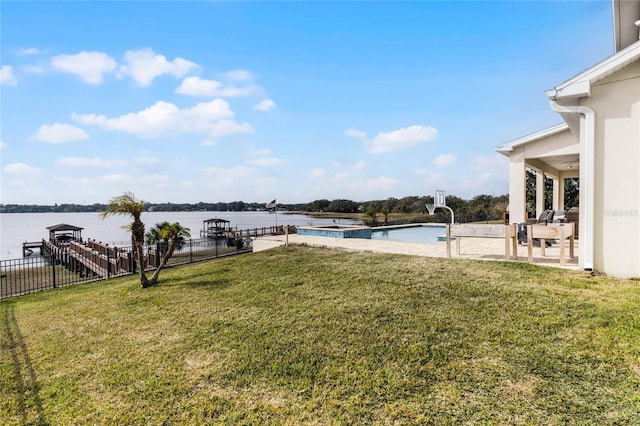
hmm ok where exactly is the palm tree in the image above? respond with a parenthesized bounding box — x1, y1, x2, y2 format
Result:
(146, 222, 191, 286)
(100, 192, 150, 288)
(364, 209, 378, 227)
(380, 207, 390, 225)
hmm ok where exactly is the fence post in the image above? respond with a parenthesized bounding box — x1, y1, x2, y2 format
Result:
(51, 253, 57, 289)
(106, 249, 111, 279)
(189, 239, 193, 263)
(156, 243, 161, 268)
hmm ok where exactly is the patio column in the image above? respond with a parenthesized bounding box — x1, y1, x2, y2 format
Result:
(557, 177, 565, 211)
(552, 177, 560, 210)
(508, 149, 527, 223)
(536, 170, 545, 218)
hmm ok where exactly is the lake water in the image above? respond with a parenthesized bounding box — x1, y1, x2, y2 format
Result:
(0, 211, 359, 261)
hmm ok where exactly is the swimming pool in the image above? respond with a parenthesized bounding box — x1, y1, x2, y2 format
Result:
(371, 224, 446, 245)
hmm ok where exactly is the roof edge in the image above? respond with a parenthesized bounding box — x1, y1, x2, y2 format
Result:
(547, 39, 640, 101)
(495, 123, 570, 155)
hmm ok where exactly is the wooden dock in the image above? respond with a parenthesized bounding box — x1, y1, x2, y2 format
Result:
(21, 224, 298, 280)
(224, 225, 296, 239)
(40, 239, 135, 279)
(22, 241, 43, 257)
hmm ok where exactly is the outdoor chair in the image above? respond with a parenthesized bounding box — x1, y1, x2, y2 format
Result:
(517, 209, 556, 246)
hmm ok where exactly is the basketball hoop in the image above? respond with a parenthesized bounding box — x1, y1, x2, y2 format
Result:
(427, 190, 455, 224)
(426, 203, 436, 216)
(435, 190, 446, 208)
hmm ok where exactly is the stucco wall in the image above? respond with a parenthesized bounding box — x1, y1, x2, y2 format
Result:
(584, 59, 640, 277)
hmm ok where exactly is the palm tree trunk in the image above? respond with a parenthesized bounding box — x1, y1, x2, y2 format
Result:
(134, 241, 150, 288)
(147, 238, 177, 286)
(131, 219, 150, 288)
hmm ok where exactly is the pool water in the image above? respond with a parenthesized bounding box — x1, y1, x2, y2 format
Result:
(371, 225, 446, 244)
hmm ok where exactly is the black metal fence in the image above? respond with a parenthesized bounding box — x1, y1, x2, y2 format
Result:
(0, 237, 254, 300)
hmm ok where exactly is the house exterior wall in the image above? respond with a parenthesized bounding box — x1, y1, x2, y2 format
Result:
(583, 60, 640, 277)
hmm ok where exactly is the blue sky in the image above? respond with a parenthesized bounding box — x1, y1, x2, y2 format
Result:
(1, 1, 613, 205)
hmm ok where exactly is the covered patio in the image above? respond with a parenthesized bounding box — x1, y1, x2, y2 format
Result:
(495, 123, 579, 225)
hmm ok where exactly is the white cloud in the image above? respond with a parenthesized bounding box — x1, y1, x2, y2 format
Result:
(366, 176, 398, 190)
(200, 120, 254, 145)
(352, 161, 366, 170)
(218, 85, 261, 97)
(220, 69, 253, 82)
(468, 153, 507, 171)
(421, 172, 446, 189)
(415, 168, 429, 176)
(248, 147, 271, 156)
(457, 173, 494, 193)
(0, 140, 6, 148)
(201, 166, 254, 186)
(53, 172, 171, 191)
(73, 99, 252, 142)
(21, 65, 44, 74)
(3, 163, 42, 174)
(16, 48, 45, 56)
(34, 123, 89, 143)
(56, 157, 125, 168)
(330, 172, 350, 184)
(134, 155, 161, 165)
(1, 65, 17, 85)
(369, 125, 438, 154)
(309, 168, 326, 178)
(56, 154, 161, 169)
(345, 128, 367, 139)
(247, 157, 287, 166)
(51, 51, 117, 84)
(176, 76, 260, 98)
(119, 48, 198, 87)
(253, 99, 275, 112)
(434, 153, 457, 168)
(175, 76, 223, 96)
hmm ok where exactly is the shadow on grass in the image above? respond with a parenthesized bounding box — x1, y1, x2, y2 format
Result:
(185, 278, 231, 289)
(157, 264, 233, 289)
(1, 302, 48, 425)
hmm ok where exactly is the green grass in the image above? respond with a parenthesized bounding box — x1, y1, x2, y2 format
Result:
(1, 246, 640, 425)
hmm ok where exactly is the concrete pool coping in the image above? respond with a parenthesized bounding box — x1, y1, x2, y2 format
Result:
(253, 227, 581, 271)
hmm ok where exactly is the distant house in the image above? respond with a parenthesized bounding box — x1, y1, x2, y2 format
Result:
(496, 0, 640, 278)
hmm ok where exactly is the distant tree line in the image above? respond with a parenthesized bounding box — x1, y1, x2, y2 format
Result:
(1, 185, 577, 222)
(0, 194, 510, 223)
(525, 170, 579, 219)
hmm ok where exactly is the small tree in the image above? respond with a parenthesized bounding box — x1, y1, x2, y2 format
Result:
(100, 192, 150, 288)
(364, 209, 378, 226)
(380, 208, 390, 225)
(145, 222, 191, 286)
(145, 221, 189, 254)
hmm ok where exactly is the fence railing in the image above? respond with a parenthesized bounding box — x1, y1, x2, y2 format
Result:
(0, 235, 258, 300)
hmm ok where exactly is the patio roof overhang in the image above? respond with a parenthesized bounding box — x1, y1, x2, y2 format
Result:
(495, 123, 579, 176)
(613, 0, 640, 52)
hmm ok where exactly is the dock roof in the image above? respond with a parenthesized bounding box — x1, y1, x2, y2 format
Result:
(46, 224, 84, 232)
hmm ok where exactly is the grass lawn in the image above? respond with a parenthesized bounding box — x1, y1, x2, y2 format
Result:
(1, 246, 639, 424)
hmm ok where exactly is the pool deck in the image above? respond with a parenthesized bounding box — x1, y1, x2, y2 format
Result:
(254, 231, 581, 271)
